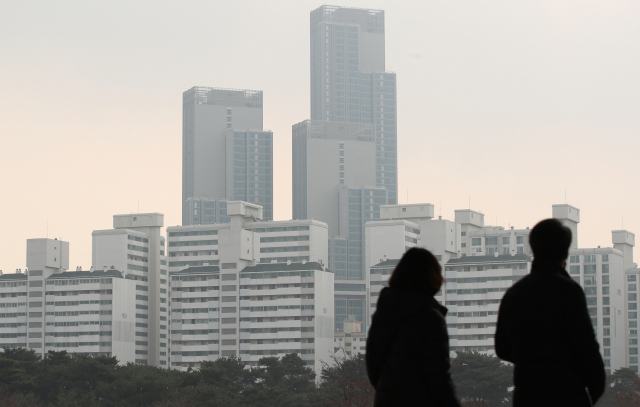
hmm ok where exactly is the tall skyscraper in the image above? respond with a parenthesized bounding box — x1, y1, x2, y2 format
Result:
(293, 6, 398, 331)
(182, 87, 273, 225)
(309, 6, 398, 204)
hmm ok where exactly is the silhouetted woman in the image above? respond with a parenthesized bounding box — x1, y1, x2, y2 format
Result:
(366, 248, 461, 406)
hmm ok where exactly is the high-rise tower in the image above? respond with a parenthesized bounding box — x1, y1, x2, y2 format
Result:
(293, 6, 398, 332)
(309, 6, 398, 204)
(182, 87, 273, 224)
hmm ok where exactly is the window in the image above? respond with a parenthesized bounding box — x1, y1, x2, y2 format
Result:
(471, 238, 482, 246)
(604, 349, 611, 357)
(603, 297, 610, 305)
(517, 247, 524, 254)
(603, 328, 610, 336)
(631, 321, 638, 328)
(630, 284, 638, 292)
(584, 265, 596, 274)
(631, 348, 639, 355)
(630, 312, 638, 319)
(631, 339, 639, 345)
(631, 357, 638, 364)
(584, 276, 597, 285)
(461, 243, 466, 248)
(517, 236, 524, 244)
(602, 275, 609, 284)
(503, 247, 510, 254)
(602, 264, 609, 273)
(486, 237, 498, 245)
(461, 232, 466, 236)
(570, 255, 580, 263)
(502, 237, 510, 244)
(585, 287, 597, 296)
(629, 275, 638, 282)
(570, 266, 580, 274)
(603, 287, 610, 295)
(604, 338, 611, 347)
(603, 318, 610, 326)
(602, 254, 609, 262)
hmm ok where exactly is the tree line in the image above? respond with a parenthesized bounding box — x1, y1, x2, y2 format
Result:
(0, 347, 637, 406)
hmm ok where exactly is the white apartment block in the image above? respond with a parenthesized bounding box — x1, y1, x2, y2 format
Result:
(167, 220, 328, 272)
(166, 201, 333, 376)
(566, 247, 625, 374)
(0, 239, 140, 363)
(92, 213, 168, 366)
(444, 254, 531, 353)
(169, 261, 334, 376)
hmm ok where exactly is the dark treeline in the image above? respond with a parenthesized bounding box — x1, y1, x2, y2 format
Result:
(0, 348, 637, 406)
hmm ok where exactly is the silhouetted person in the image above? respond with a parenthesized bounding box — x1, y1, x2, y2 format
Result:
(366, 248, 461, 406)
(495, 219, 605, 406)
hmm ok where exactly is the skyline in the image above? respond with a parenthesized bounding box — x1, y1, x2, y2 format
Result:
(1, 0, 640, 273)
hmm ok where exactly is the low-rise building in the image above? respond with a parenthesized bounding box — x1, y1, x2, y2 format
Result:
(333, 315, 366, 356)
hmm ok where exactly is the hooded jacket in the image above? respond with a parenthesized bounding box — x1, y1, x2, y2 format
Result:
(366, 286, 461, 406)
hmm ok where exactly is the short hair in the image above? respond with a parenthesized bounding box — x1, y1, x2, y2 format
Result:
(529, 218, 572, 263)
(388, 248, 444, 294)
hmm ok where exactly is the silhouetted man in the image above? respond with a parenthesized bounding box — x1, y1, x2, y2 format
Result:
(495, 219, 605, 406)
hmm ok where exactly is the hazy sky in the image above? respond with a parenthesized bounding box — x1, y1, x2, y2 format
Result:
(1, 0, 639, 273)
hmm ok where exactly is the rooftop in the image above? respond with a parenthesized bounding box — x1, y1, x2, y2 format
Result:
(47, 269, 126, 279)
(371, 259, 400, 268)
(0, 273, 27, 281)
(170, 265, 221, 275)
(447, 254, 531, 265)
(241, 261, 327, 273)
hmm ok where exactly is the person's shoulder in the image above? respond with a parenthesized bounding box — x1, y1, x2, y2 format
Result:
(503, 273, 531, 297)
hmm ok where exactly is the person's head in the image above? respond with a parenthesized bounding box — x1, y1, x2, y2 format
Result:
(388, 248, 443, 295)
(529, 218, 572, 264)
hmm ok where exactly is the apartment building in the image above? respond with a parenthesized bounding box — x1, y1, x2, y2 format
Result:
(167, 201, 333, 375)
(92, 213, 168, 366)
(169, 260, 334, 376)
(444, 254, 531, 353)
(0, 239, 139, 363)
(166, 219, 329, 273)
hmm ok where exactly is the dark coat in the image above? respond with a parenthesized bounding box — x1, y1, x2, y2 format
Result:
(495, 261, 606, 407)
(366, 286, 461, 406)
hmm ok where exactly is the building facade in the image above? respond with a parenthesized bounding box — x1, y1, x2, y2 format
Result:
(182, 87, 272, 224)
(0, 239, 142, 364)
(169, 261, 334, 376)
(183, 198, 231, 226)
(167, 201, 333, 376)
(309, 5, 398, 203)
(92, 213, 169, 366)
(292, 120, 376, 230)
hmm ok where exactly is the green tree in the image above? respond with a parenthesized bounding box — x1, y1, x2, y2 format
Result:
(451, 351, 513, 406)
(0, 348, 39, 396)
